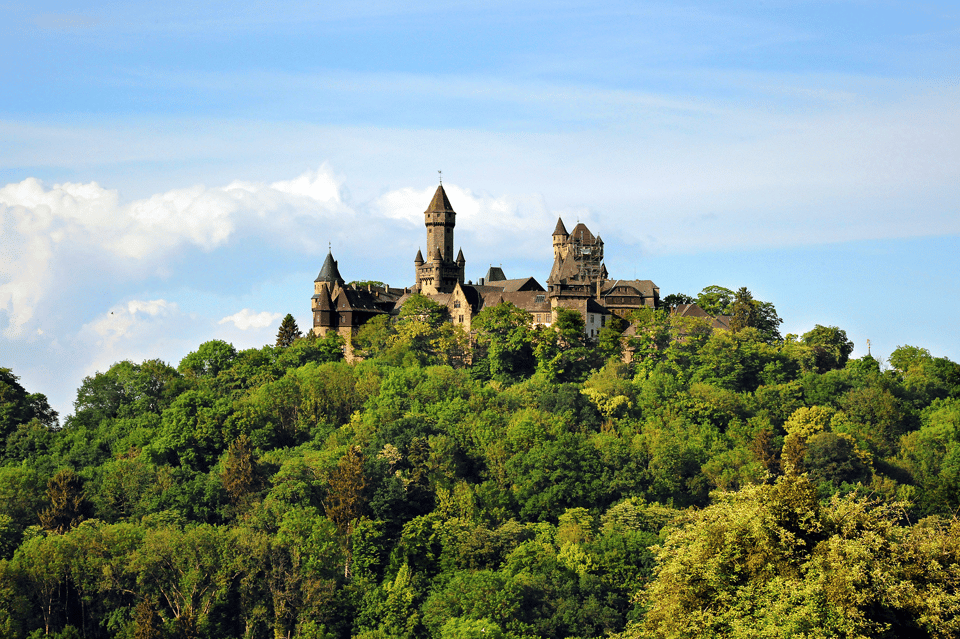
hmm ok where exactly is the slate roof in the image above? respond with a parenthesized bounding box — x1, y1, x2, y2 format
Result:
(485, 266, 507, 282)
(456, 248, 465, 264)
(414, 249, 424, 264)
(311, 288, 333, 310)
(315, 252, 345, 284)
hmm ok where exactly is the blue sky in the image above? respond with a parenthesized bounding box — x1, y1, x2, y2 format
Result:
(2, 1, 959, 417)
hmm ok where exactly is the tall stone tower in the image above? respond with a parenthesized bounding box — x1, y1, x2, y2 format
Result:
(415, 184, 465, 294)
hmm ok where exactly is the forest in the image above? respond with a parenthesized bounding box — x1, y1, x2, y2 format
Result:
(1, 286, 959, 639)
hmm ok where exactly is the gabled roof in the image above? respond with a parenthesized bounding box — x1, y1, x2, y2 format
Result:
(553, 217, 569, 237)
(600, 279, 659, 298)
(672, 303, 709, 318)
(548, 254, 588, 284)
(491, 277, 545, 292)
(424, 184, 455, 214)
(311, 287, 333, 310)
(335, 288, 389, 314)
(315, 251, 345, 284)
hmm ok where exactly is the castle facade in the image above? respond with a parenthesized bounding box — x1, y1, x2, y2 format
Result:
(311, 184, 659, 342)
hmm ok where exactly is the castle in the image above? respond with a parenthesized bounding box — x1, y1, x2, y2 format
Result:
(311, 184, 660, 344)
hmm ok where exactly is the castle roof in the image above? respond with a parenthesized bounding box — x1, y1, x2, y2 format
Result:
(569, 222, 596, 245)
(315, 251, 345, 284)
(456, 248, 465, 264)
(488, 277, 545, 293)
(414, 249, 424, 264)
(485, 266, 507, 282)
(553, 217, 569, 237)
(335, 288, 390, 314)
(312, 287, 333, 310)
(424, 184, 455, 214)
(599, 279, 659, 298)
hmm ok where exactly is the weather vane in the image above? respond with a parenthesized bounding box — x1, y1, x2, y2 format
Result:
(438, 170, 442, 185)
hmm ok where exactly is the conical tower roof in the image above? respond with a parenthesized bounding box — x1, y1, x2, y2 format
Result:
(424, 184, 455, 214)
(315, 251, 345, 284)
(456, 248, 465, 264)
(414, 249, 424, 264)
(553, 217, 569, 237)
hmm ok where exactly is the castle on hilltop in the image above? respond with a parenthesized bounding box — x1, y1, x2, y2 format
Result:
(311, 184, 660, 345)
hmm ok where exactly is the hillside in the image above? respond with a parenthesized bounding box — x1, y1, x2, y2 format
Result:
(1, 300, 959, 639)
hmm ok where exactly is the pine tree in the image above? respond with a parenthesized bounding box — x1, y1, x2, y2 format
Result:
(275, 313, 302, 347)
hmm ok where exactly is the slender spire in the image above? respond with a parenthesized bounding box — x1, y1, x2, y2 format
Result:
(425, 184, 455, 214)
(553, 217, 569, 237)
(456, 248, 465, 265)
(414, 248, 424, 265)
(315, 250, 345, 284)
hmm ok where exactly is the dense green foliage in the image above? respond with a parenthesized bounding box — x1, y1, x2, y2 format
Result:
(2, 297, 960, 639)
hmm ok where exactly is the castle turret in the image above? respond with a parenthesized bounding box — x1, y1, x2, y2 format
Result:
(456, 247, 466, 283)
(425, 184, 456, 263)
(416, 183, 464, 294)
(312, 250, 344, 336)
(315, 251, 345, 286)
(552, 217, 569, 261)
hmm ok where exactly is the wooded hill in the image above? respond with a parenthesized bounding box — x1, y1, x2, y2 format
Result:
(1, 291, 959, 639)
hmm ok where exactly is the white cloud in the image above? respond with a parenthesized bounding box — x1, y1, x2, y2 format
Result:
(271, 167, 342, 203)
(87, 299, 179, 342)
(128, 299, 177, 316)
(374, 183, 558, 259)
(219, 309, 282, 330)
(0, 167, 349, 337)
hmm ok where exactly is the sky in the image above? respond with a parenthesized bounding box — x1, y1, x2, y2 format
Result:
(1, 1, 959, 419)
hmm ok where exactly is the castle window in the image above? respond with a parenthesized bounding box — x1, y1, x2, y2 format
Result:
(459, 315, 464, 323)
(535, 294, 545, 303)
(454, 300, 461, 308)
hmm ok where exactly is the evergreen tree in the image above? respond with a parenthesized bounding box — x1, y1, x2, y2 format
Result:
(275, 314, 303, 348)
